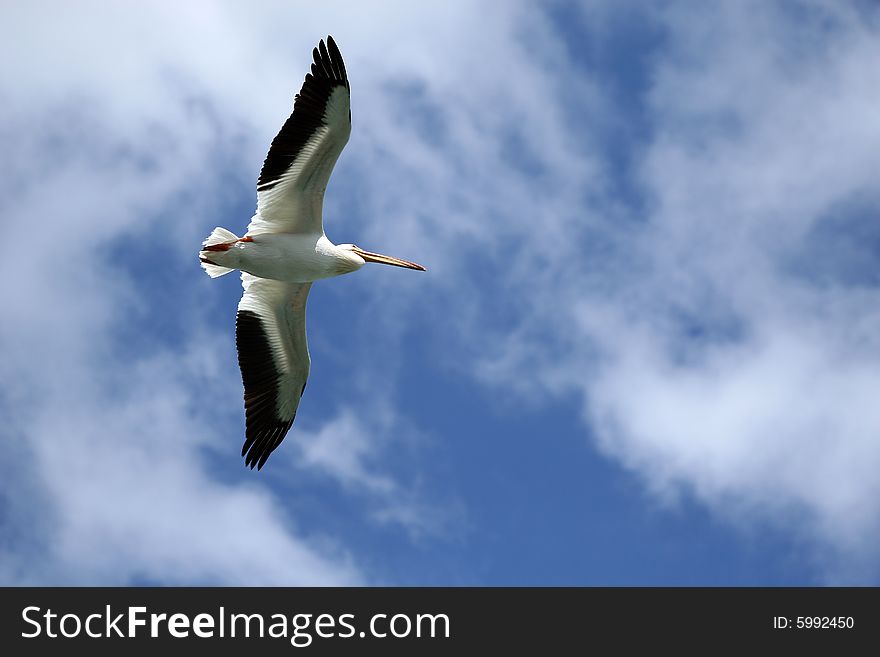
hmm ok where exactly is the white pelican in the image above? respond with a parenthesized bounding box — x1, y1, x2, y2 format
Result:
(200, 36, 425, 470)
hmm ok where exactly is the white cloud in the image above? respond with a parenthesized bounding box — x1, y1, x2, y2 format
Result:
(467, 2, 880, 580)
(0, 1, 388, 585)
(283, 406, 460, 541)
(0, 329, 363, 585)
(0, 0, 539, 585)
(294, 410, 396, 496)
(322, 0, 880, 580)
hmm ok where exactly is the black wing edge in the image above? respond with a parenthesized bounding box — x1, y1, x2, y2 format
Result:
(256, 35, 350, 192)
(236, 309, 297, 470)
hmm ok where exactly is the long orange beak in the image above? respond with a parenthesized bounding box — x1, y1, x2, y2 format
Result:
(352, 246, 426, 271)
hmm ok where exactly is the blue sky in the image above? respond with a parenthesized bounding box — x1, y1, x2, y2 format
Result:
(2, 0, 879, 585)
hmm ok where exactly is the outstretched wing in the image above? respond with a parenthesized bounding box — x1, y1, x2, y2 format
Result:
(236, 274, 312, 469)
(248, 35, 351, 236)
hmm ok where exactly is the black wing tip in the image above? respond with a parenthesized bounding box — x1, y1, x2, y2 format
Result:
(322, 35, 339, 58)
(236, 309, 298, 471)
(241, 417, 295, 471)
(254, 34, 349, 191)
(312, 34, 349, 88)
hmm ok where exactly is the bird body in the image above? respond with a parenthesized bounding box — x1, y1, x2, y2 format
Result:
(199, 36, 424, 470)
(202, 230, 363, 282)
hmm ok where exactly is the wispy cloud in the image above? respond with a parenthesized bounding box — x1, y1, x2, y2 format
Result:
(284, 405, 461, 542)
(0, 1, 375, 585)
(328, 1, 880, 580)
(449, 2, 880, 581)
(591, 1, 880, 581)
(0, 0, 498, 585)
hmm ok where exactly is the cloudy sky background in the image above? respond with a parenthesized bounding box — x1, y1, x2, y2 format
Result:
(2, 0, 879, 585)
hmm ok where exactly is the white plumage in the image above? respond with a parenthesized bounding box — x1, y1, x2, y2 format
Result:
(200, 36, 425, 469)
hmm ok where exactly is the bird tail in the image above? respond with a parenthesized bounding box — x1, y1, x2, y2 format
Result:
(199, 227, 240, 278)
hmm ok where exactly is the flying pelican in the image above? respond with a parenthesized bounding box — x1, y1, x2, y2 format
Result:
(199, 36, 425, 470)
